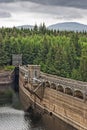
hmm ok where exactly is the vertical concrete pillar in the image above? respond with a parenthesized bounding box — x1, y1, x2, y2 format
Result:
(28, 65, 40, 83)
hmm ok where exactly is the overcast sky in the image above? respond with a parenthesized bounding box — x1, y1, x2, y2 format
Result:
(0, 0, 87, 27)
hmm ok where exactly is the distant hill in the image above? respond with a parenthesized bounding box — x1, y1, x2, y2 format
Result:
(48, 22, 87, 32)
(16, 22, 87, 32)
(16, 25, 33, 29)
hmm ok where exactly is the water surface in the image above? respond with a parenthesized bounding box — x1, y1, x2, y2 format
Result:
(0, 106, 46, 130)
(0, 92, 77, 130)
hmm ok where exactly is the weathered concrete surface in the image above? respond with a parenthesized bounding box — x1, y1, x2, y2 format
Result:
(19, 65, 87, 130)
(0, 70, 15, 89)
(19, 83, 87, 130)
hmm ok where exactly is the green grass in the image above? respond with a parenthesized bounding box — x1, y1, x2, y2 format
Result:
(4, 65, 15, 71)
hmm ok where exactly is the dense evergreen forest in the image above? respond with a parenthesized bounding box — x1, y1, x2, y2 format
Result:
(0, 24, 87, 81)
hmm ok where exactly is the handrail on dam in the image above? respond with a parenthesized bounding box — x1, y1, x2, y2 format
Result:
(19, 65, 87, 101)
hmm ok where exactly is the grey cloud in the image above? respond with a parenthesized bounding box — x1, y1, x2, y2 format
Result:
(0, 0, 87, 9)
(0, 0, 85, 22)
(20, 0, 87, 9)
(0, 0, 15, 2)
(54, 10, 83, 21)
(0, 0, 87, 27)
(23, 3, 83, 20)
(55, 14, 83, 21)
(0, 11, 11, 18)
(0, 1, 83, 20)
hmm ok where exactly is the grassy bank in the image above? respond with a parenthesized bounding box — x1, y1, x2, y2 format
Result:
(0, 65, 15, 72)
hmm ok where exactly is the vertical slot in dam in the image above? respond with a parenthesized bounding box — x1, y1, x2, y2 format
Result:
(14, 67, 19, 92)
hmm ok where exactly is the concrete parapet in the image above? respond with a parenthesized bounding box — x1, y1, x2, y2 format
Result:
(19, 65, 87, 130)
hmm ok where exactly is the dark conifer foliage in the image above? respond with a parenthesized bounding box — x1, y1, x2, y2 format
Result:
(0, 24, 87, 81)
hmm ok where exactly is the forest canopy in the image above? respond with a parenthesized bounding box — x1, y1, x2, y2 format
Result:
(0, 24, 87, 81)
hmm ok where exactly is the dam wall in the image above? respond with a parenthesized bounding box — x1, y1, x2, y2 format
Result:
(0, 70, 15, 90)
(19, 65, 87, 130)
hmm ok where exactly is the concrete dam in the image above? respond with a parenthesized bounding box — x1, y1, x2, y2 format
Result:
(19, 65, 87, 130)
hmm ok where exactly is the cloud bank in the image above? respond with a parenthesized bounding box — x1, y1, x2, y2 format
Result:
(0, 0, 87, 27)
(0, 0, 87, 9)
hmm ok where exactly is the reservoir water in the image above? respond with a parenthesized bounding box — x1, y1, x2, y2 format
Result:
(0, 106, 46, 130)
(0, 91, 77, 130)
(0, 92, 45, 130)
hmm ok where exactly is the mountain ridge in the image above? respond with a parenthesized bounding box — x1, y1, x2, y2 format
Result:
(16, 25, 33, 29)
(48, 22, 87, 32)
(16, 22, 87, 32)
